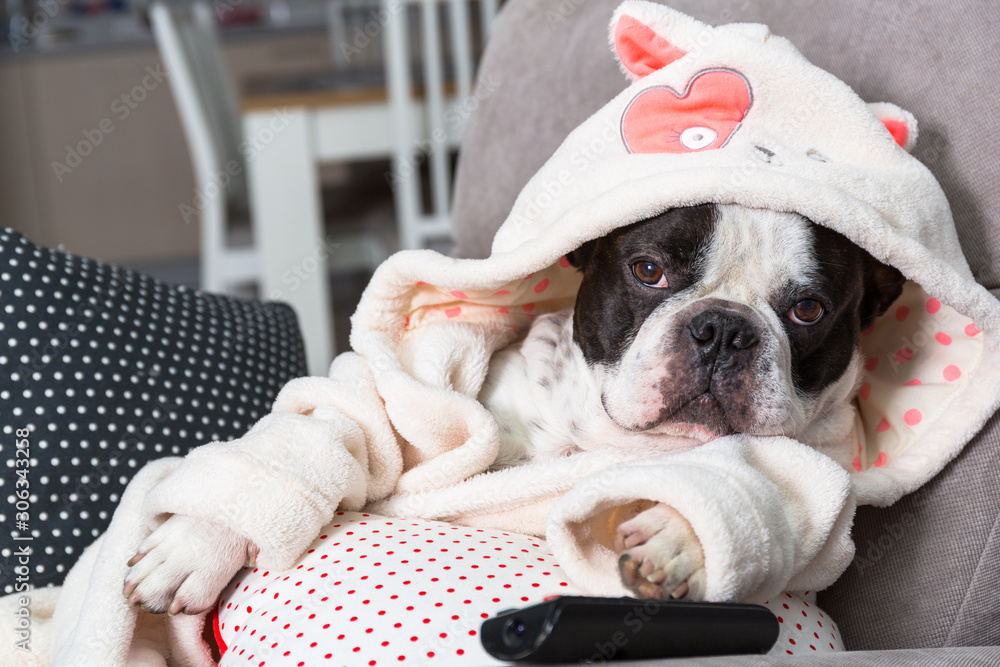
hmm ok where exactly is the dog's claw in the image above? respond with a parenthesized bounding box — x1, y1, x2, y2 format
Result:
(168, 597, 185, 616)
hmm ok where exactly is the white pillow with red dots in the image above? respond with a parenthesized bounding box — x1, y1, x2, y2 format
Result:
(213, 513, 841, 666)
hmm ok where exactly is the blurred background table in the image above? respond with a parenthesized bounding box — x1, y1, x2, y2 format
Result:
(1, 0, 498, 376)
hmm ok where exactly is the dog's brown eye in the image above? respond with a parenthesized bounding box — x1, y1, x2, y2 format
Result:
(632, 261, 668, 288)
(788, 299, 824, 325)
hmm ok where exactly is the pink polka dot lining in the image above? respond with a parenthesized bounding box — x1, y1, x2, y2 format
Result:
(856, 282, 983, 474)
(401, 258, 580, 334)
(904, 409, 922, 426)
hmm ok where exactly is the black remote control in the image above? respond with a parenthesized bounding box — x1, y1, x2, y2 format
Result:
(480, 596, 779, 662)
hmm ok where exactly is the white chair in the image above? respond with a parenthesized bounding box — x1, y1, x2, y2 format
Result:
(152, 1, 384, 376)
(384, 0, 499, 249)
(149, 1, 255, 295)
(151, 0, 498, 374)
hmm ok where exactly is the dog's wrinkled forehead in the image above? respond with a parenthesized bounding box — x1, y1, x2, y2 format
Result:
(694, 206, 818, 304)
(571, 204, 820, 299)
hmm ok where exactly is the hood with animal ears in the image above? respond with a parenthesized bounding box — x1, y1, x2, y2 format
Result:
(349, 0, 1000, 505)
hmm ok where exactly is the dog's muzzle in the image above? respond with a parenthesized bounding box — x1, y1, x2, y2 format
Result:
(659, 299, 769, 434)
(598, 298, 775, 436)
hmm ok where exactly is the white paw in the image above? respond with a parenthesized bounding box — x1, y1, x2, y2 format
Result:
(614, 503, 706, 601)
(122, 514, 258, 615)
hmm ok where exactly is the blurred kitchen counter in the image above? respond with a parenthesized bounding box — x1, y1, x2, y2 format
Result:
(0, 5, 356, 265)
(1, 0, 337, 59)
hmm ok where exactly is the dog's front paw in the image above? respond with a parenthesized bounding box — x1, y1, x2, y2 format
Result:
(122, 514, 258, 615)
(614, 503, 706, 601)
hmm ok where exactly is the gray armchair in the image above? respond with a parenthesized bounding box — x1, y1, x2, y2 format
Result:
(449, 0, 1000, 662)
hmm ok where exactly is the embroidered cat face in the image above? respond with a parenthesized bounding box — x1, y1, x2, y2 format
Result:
(612, 6, 914, 153)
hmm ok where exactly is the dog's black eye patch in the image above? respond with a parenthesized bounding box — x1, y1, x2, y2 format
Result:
(566, 241, 596, 270)
(785, 222, 901, 394)
(571, 205, 717, 365)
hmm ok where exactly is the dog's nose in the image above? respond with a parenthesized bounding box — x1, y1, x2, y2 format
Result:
(688, 309, 759, 363)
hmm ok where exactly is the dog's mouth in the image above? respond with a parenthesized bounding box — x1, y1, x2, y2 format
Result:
(660, 392, 735, 438)
(618, 390, 737, 441)
(600, 358, 760, 438)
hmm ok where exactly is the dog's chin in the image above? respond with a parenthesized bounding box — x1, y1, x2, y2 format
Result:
(608, 393, 737, 443)
(660, 392, 736, 441)
(655, 394, 736, 441)
(644, 419, 728, 444)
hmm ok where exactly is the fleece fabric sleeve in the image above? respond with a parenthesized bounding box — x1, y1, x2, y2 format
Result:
(545, 435, 857, 603)
(142, 352, 404, 571)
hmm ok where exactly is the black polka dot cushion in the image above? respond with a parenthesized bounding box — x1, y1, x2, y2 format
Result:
(0, 229, 307, 592)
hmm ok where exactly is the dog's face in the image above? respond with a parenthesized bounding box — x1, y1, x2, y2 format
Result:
(568, 204, 904, 442)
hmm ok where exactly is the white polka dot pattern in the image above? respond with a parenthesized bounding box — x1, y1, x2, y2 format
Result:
(0, 229, 307, 592)
(214, 513, 841, 665)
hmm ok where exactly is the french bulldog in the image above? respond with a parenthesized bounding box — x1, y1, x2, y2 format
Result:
(123, 203, 903, 614)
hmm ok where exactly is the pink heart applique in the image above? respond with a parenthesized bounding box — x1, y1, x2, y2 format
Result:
(621, 69, 752, 154)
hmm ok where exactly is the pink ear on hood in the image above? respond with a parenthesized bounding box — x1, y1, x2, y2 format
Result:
(613, 13, 689, 80)
(868, 102, 919, 153)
